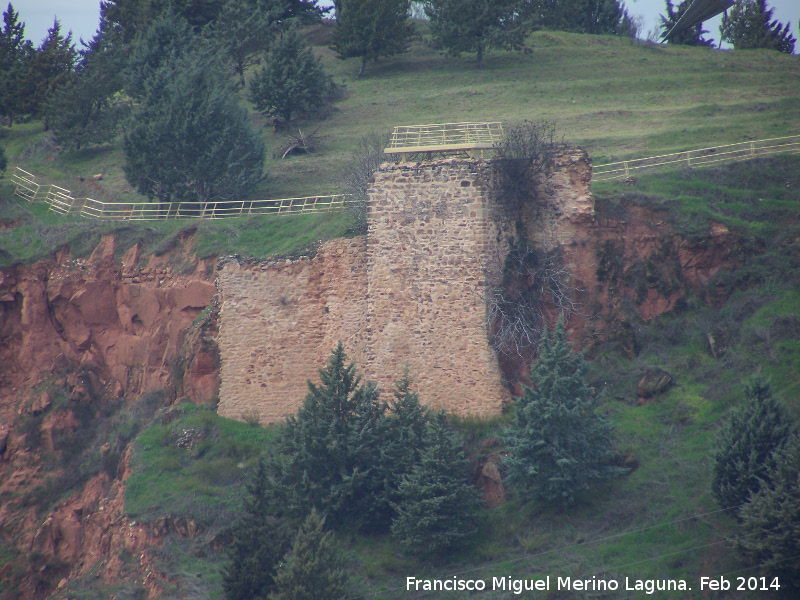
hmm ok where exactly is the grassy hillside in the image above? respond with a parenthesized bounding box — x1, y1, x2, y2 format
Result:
(3, 25, 799, 202)
(3, 25, 800, 600)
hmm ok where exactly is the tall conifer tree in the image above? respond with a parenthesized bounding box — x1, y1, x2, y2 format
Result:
(737, 436, 800, 595)
(271, 510, 350, 600)
(331, 0, 415, 77)
(720, 0, 795, 53)
(0, 3, 33, 126)
(503, 319, 627, 505)
(712, 376, 795, 517)
(270, 342, 384, 527)
(390, 412, 483, 556)
(223, 460, 290, 600)
(422, 0, 529, 68)
(249, 29, 332, 126)
(19, 19, 77, 120)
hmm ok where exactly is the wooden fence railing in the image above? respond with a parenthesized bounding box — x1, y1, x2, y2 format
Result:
(385, 121, 504, 158)
(11, 133, 799, 218)
(10, 168, 356, 221)
(592, 135, 800, 182)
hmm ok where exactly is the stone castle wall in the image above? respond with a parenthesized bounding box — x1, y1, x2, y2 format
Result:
(216, 239, 369, 423)
(363, 159, 511, 416)
(216, 151, 596, 423)
(217, 158, 514, 423)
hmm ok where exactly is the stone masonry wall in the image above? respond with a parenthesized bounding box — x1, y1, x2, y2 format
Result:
(364, 159, 510, 416)
(217, 154, 594, 422)
(216, 238, 368, 423)
(216, 158, 515, 423)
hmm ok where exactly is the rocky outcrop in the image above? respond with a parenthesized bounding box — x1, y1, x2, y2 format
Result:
(0, 234, 216, 405)
(0, 233, 218, 600)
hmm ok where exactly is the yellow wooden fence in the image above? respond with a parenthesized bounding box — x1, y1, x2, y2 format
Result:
(10, 168, 355, 221)
(592, 135, 800, 182)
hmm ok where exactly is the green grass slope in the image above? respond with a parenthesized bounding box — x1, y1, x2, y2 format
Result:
(3, 26, 799, 202)
(3, 27, 800, 600)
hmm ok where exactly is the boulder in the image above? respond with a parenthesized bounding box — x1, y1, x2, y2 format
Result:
(637, 368, 672, 400)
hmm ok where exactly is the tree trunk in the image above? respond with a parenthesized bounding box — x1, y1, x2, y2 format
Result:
(357, 57, 366, 78)
(476, 44, 484, 69)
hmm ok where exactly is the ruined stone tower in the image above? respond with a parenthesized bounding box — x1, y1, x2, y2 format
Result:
(216, 151, 594, 423)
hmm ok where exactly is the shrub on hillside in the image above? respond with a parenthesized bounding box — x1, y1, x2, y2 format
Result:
(391, 412, 483, 557)
(503, 319, 629, 505)
(493, 120, 562, 209)
(712, 376, 795, 518)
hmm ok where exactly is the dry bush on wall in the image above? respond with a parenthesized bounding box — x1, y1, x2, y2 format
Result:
(493, 120, 563, 210)
(482, 240, 581, 360)
(339, 132, 399, 233)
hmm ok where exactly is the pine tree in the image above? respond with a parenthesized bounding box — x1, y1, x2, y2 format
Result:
(503, 319, 628, 505)
(356, 372, 430, 530)
(214, 1, 268, 87)
(223, 460, 291, 600)
(660, 0, 715, 46)
(379, 374, 430, 509)
(19, 19, 77, 120)
(737, 436, 800, 596)
(270, 509, 350, 600)
(46, 27, 130, 150)
(331, 0, 415, 77)
(209, 0, 311, 87)
(272, 342, 384, 527)
(390, 412, 483, 557)
(125, 15, 199, 101)
(123, 51, 265, 207)
(0, 3, 34, 126)
(249, 29, 333, 127)
(423, 0, 529, 68)
(711, 376, 795, 517)
(720, 0, 796, 54)
(536, 0, 635, 36)
(0, 143, 7, 175)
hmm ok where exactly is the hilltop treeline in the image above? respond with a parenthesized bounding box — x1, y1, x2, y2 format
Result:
(0, 0, 638, 200)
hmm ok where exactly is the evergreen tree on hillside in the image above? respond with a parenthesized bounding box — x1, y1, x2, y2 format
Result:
(223, 461, 290, 600)
(270, 342, 385, 528)
(423, 0, 530, 68)
(503, 319, 628, 505)
(660, 0, 715, 46)
(536, 0, 635, 36)
(19, 19, 77, 121)
(737, 436, 800, 596)
(379, 374, 430, 510)
(357, 372, 430, 529)
(249, 29, 333, 127)
(271, 510, 350, 600)
(720, 0, 796, 54)
(123, 51, 265, 206)
(0, 3, 34, 126)
(210, 0, 272, 87)
(331, 0, 415, 77)
(711, 376, 795, 517)
(390, 412, 483, 557)
(125, 15, 200, 100)
(47, 27, 130, 150)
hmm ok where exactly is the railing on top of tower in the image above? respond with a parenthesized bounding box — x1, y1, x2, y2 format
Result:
(384, 122, 505, 160)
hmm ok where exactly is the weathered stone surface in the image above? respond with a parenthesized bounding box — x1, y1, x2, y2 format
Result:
(217, 159, 512, 422)
(217, 238, 369, 423)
